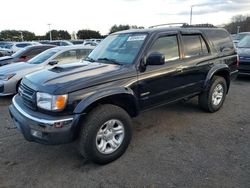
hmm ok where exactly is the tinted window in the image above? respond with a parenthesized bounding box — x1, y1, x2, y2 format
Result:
(11, 47, 28, 58)
(182, 35, 208, 58)
(50, 42, 60, 46)
(71, 41, 84, 45)
(61, 41, 70, 46)
(149, 35, 179, 62)
(24, 47, 50, 58)
(16, 43, 31, 48)
(204, 29, 234, 54)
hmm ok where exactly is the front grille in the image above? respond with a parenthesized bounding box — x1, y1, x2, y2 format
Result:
(19, 83, 37, 110)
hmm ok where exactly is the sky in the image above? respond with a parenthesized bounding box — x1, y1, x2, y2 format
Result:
(1, 0, 250, 36)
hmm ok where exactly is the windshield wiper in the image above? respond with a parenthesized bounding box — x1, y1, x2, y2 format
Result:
(97, 57, 121, 65)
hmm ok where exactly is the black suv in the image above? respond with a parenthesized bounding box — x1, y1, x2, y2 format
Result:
(9, 25, 238, 164)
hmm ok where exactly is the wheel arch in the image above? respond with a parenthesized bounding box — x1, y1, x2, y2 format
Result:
(74, 88, 139, 118)
(204, 64, 230, 93)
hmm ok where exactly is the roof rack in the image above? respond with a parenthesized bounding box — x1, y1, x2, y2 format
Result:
(149, 23, 188, 28)
(182, 23, 216, 28)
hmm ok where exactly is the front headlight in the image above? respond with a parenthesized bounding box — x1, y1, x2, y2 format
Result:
(36, 92, 68, 111)
(0, 74, 16, 81)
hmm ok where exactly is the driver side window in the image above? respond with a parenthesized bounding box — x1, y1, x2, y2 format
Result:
(149, 35, 180, 62)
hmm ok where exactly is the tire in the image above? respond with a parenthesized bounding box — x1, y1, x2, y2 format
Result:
(78, 104, 132, 165)
(199, 76, 227, 112)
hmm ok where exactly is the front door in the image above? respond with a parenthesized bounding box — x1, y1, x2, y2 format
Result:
(138, 33, 185, 110)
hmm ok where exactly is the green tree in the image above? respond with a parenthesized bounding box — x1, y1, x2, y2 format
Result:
(76, 29, 101, 39)
(0, 30, 36, 41)
(45, 30, 71, 40)
(109, 24, 130, 34)
(109, 24, 144, 34)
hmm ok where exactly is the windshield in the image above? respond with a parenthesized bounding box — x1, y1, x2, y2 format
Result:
(87, 33, 147, 64)
(236, 33, 250, 41)
(11, 47, 28, 58)
(28, 48, 60, 64)
(238, 36, 250, 48)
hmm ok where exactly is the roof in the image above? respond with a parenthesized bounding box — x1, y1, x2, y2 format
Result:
(114, 26, 226, 35)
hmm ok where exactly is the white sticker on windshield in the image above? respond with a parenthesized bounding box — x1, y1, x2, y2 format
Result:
(127, 35, 146, 41)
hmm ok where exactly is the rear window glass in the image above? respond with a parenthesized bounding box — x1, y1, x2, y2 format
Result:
(204, 29, 234, 55)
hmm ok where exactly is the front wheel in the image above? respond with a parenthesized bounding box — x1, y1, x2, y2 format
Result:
(78, 104, 132, 164)
(199, 76, 227, 112)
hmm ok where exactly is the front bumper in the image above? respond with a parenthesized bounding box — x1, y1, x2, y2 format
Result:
(9, 95, 83, 145)
(238, 63, 250, 75)
(0, 79, 17, 96)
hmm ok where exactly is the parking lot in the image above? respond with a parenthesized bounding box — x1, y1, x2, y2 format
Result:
(0, 76, 249, 188)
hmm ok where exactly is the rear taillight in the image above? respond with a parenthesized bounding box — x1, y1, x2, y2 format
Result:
(237, 55, 240, 67)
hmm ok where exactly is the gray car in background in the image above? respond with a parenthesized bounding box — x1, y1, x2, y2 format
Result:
(0, 45, 94, 96)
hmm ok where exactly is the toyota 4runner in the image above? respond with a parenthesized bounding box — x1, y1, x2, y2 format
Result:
(9, 25, 238, 164)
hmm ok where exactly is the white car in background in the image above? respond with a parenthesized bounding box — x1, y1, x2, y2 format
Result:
(0, 47, 13, 57)
(0, 45, 95, 96)
(10, 42, 41, 53)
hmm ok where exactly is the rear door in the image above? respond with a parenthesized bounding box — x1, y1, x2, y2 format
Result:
(177, 33, 212, 95)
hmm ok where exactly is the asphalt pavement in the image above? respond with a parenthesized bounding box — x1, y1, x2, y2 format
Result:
(0, 77, 250, 188)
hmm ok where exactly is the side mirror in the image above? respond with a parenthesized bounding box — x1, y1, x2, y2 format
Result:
(48, 60, 59, 65)
(146, 52, 165, 66)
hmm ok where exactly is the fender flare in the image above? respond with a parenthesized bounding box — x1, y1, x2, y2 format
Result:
(203, 63, 230, 91)
(73, 87, 139, 114)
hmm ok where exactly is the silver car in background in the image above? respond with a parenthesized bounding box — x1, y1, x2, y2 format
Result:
(0, 45, 95, 96)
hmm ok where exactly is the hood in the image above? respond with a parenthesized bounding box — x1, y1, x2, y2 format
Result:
(24, 61, 135, 94)
(0, 62, 35, 75)
(237, 48, 250, 57)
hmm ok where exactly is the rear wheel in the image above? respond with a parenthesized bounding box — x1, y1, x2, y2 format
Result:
(78, 104, 132, 164)
(199, 76, 227, 112)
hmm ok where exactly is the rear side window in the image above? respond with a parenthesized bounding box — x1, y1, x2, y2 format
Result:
(182, 35, 209, 58)
(204, 29, 234, 55)
(149, 35, 180, 62)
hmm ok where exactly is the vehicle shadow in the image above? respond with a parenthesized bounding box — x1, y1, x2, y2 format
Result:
(236, 75, 250, 82)
(0, 95, 13, 106)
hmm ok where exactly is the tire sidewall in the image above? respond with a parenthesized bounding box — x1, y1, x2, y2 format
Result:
(208, 77, 227, 112)
(83, 108, 132, 164)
